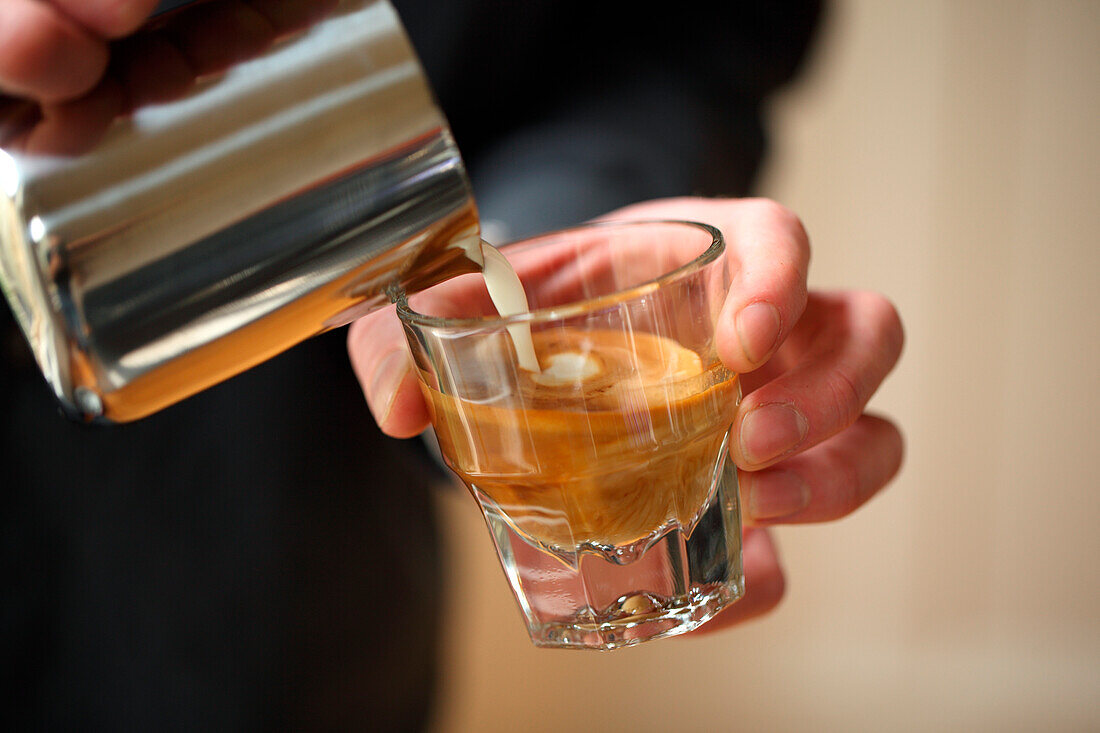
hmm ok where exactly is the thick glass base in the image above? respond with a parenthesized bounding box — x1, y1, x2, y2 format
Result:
(473, 453, 743, 651)
(531, 577, 745, 651)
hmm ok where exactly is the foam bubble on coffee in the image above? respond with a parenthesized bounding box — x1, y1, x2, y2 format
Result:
(533, 351, 601, 386)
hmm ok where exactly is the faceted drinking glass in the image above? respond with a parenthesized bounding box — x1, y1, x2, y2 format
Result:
(393, 220, 743, 650)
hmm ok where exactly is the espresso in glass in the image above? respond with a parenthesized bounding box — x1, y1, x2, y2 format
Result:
(398, 222, 743, 649)
(426, 327, 737, 555)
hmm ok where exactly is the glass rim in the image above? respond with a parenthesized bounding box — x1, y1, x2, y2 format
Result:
(392, 219, 724, 330)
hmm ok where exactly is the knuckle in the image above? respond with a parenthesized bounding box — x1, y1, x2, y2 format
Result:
(759, 565, 787, 612)
(825, 367, 865, 429)
(839, 455, 865, 514)
(101, 0, 159, 38)
(877, 419, 906, 485)
(751, 198, 810, 258)
(346, 318, 369, 357)
(346, 312, 391, 364)
(846, 291, 904, 373)
(864, 292, 905, 361)
(747, 197, 795, 224)
(822, 441, 864, 516)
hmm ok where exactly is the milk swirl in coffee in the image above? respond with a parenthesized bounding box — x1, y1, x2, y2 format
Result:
(433, 242, 739, 557)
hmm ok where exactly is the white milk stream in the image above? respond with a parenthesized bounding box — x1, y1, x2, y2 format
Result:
(478, 241, 542, 373)
(450, 237, 539, 372)
(454, 238, 601, 381)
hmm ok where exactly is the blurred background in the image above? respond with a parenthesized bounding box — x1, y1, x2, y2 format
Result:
(3, 1, 1096, 730)
(428, 1, 1100, 730)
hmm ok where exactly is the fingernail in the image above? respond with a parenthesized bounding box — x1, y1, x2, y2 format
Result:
(739, 403, 808, 466)
(736, 302, 781, 365)
(369, 349, 410, 425)
(747, 470, 810, 520)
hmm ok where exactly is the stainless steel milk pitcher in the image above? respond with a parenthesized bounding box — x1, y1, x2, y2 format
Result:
(0, 0, 478, 421)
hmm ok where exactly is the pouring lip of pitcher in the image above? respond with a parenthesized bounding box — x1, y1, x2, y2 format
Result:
(392, 219, 724, 331)
(0, 0, 478, 422)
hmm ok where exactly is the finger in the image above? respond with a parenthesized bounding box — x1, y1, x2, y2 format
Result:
(597, 197, 811, 373)
(0, 0, 108, 103)
(244, 0, 340, 36)
(110, 31, 197, 110)
(0, 97, 41, 146)
(347, 306, 430, 439)
(403, 272, 496, 319)
(20, 77, 124, 155)
(687, 528, 786, 634)
(718, 199, 811, 372)
(532, 224, 698, 307)
(732, 290, 904, 470)
(47, 0, 160, 38)
(740, 414, 904, 525)
(164, 1, 279, 76)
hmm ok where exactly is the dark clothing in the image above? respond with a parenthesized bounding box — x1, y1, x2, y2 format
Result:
(399, 0, 822, 232)
(1, 1, 820, 730)
(2, 317, 444, 731)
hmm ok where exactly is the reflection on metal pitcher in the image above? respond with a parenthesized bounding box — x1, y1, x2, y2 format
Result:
(0, 0, 478, 422)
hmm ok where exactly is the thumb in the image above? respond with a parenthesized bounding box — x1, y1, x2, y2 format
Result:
(347, 306, 430, 438)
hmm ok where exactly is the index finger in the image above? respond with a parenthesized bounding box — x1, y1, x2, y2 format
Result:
(347, 304, 430, 439)
(600, 197, 811, 374)
(0, 0, 107, 103)
(48, 0, 159, 38)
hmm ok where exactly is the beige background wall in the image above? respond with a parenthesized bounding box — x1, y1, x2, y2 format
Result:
(429, 2, 1100, 730)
